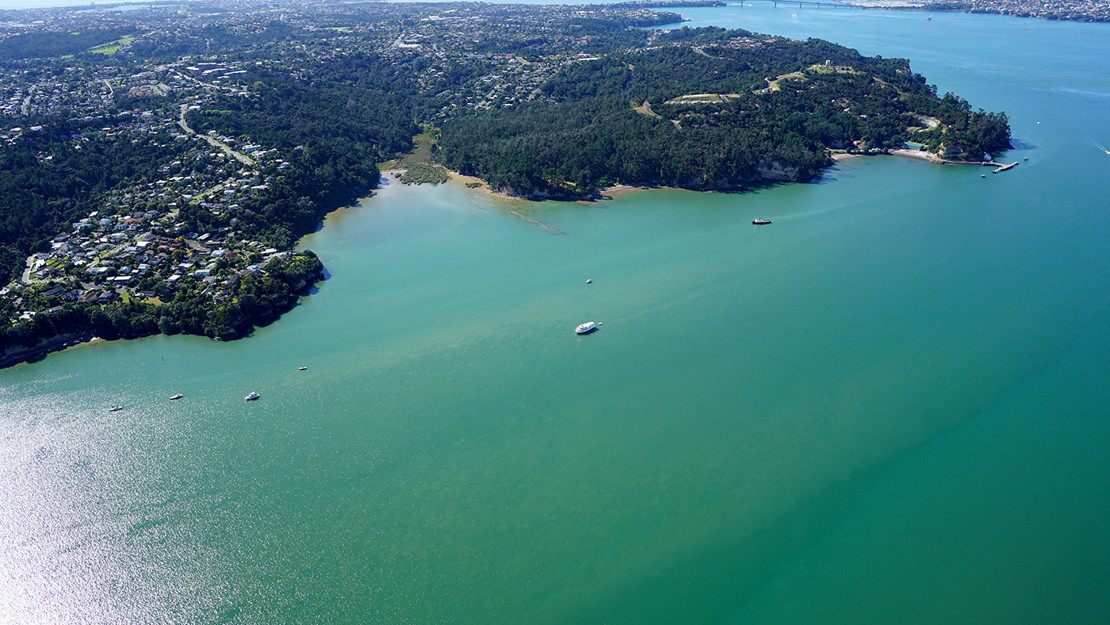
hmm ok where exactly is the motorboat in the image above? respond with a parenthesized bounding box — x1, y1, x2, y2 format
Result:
(109, 405, 123, 412)
(575, 321, 598, 335)
(170, 394, 183, 400)
(245, 392, 260, 401)
(298, 366, 308, 371)
(752, 218, 772, 225)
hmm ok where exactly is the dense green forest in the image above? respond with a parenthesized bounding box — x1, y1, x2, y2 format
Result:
(437, 30, 1011, 198)
(0, 28, 135, 61)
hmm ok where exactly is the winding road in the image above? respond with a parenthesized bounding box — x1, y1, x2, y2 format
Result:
(177, 103, 255, 167)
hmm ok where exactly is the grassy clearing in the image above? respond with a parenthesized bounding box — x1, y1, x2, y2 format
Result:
(808, 63, 858, 75)
(88, 34, 135, 55)
(762, 66, 855, 93)
(632, 99, 662, 118)
(665, 93, 743, 105)
(766, 72, 804, 92)
(393, 134, 449, 185)
(399, 163, 449, 185)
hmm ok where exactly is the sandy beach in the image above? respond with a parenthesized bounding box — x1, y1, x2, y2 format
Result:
(888, 148, 946, 163)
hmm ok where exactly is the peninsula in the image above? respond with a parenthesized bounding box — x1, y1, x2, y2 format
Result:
(846, 0, 1110, 23)
(0, 0, 1010, 367)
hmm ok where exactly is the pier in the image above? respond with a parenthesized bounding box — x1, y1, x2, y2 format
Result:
(989, 161, 1019, 173)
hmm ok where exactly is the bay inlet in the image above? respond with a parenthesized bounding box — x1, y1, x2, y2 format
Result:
(3, 5, 1110, 624)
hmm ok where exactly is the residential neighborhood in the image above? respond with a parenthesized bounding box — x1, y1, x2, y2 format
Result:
(0, 0, 685, 337)
(0, 57, 306, 332)
(848, 0, 1110, 22)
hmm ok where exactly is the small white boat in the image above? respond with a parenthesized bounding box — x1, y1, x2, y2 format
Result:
(298, 366, 307, 371)
(245, 392, 260, 401)
(109, 405, 123, 412)
(753, 217, 772, 225)
(585, 278, 592, 284)
(575, 321, 598, 335)
(170, 394, 183, 400)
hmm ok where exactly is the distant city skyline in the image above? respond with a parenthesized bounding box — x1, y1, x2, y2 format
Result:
(0, 0, 128, 9)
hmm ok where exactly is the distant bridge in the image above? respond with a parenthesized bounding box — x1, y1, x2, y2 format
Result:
(738, 0, 865, 9)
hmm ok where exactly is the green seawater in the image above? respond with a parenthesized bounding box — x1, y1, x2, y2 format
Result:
(4, 6, 1110, 624)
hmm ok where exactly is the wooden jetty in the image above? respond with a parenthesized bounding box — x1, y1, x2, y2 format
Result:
(990, 161, 1019, 174)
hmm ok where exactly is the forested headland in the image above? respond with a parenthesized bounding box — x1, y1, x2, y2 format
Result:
(437, 29, 1011, 198)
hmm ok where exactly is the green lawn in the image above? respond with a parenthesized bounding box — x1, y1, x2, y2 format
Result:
(88, 34, 136, 56)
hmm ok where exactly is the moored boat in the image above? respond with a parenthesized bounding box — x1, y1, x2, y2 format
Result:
(245, 391, 260, 401)
(753, 217, 772, 225)
(109, 405, 123, 412)
(575, 321, 598, 335)
(170, 394, 183, 400)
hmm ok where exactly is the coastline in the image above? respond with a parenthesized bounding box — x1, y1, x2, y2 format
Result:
(443, 170, 654, 202)
(0, 332, 95, 370)
(438, 148, 987, 208)
(3, 148, 1002, 373)
(430, 165, 656, 203)
(887, 148, 1005, 166)
(597, 184, 652, 199)
(402, 142, 1017, 209)
(386, 167, 505, 201)
(0, 272, 320, 371)
(888, 148, 947, 164)
(398, 169, 570, 233)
